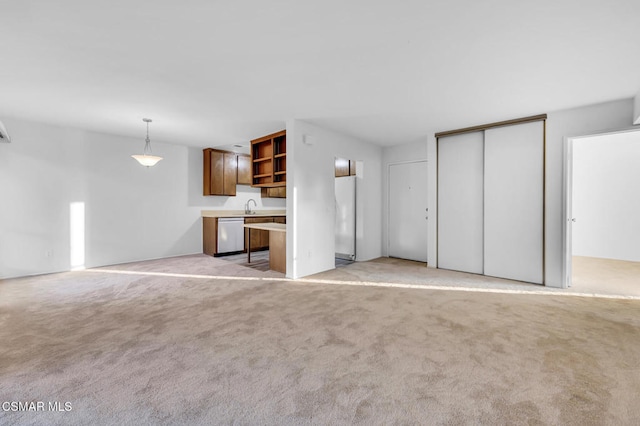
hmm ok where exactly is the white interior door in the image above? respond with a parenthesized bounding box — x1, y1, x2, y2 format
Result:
(389, 161, 428, 262)
(484, 121, 543, 284)
(437, 132, 484, 274)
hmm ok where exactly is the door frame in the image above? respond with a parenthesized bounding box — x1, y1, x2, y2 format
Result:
(387, 159, 428, 260)
(561, 125, 640, 288)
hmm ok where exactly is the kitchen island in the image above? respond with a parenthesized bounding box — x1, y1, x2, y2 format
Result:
(243, 222, 286, 273)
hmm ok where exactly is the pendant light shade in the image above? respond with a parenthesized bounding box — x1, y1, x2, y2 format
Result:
(132, 118, 162, 167)
(0, 120, 11, 143)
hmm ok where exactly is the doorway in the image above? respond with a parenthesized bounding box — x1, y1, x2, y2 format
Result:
(563, 127, 640, 292)
(388, 160, 428, 263)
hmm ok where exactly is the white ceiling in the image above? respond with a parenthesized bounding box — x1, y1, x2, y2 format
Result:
(1, 0, 639, 148)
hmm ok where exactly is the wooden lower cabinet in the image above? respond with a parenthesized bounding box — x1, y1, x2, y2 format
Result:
(203, 217, 218, 256)
(244, 217, 273, 252)
(269, 231, 286, 273)
(203, 216, 286, 256)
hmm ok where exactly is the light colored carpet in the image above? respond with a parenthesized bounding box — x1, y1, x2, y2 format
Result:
(572, 256, 640, 297)
(218, 250, 272, 272)
(1, 254, 639, 425)
(314, 256, 640, 299)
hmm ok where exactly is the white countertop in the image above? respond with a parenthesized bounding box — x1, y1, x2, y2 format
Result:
(201, 209, 286, 218)
(243, 223, 286, 233)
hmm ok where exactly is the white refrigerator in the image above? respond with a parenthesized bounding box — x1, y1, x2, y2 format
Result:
(335, 175, 356, 260)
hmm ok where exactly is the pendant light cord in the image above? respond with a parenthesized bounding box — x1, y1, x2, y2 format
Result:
(144, 119, 153, 155)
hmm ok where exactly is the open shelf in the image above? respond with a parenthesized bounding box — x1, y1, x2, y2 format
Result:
(250, 130, 286, 187)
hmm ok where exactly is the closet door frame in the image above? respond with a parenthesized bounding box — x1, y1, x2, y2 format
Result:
(435, 113, 547, 284)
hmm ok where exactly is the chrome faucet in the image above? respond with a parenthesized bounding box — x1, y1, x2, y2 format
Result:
(245, 198, 257, 214)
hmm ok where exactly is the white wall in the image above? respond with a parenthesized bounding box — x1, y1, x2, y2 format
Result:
(572, 130, 640, 261)
(287, 120, 382, 279)
(381, 140, 428, 258)
(541, 98, 634, 287)
(378, 99, 634, 288)
(417, 99, 634, 287)
(0, 117, 284, 279)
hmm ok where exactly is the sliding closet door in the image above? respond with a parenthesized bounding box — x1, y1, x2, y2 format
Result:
(437, 131, 484, 274)
(484, 121, 543, 283)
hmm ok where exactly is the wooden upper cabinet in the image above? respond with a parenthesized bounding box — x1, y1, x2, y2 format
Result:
(251, 130, 286, 187)
(203, 148, 213, 195)
(237, 154, 251, 185)
(203, 148, 237, 196)
(261, 186, 286, 198)
(335, 157, 356, 177)
(223, 152, 237, 195)
(335, 157, 350, 177)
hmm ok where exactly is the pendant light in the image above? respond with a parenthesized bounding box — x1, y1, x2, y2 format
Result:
(0, 120, 11, 143)
(132, 118, 162, 167)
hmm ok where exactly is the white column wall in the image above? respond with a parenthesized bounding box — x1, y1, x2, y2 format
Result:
(287, 120, 382, 279)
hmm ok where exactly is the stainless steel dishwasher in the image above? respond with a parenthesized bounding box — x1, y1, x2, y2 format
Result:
(217, 217, 245, 255)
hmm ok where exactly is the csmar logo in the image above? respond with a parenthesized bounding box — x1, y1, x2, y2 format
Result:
(48, 401, 73, 412)
(1, 401, 72, 412)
